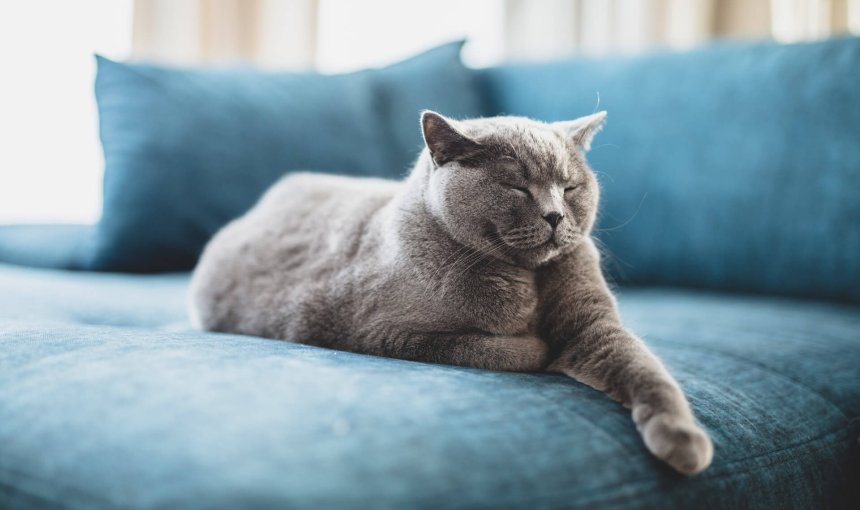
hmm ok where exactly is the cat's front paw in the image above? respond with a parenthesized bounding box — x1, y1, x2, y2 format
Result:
(639, 412, 713, 475)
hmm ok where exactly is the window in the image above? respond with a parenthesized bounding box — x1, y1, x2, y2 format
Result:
(0, 0, 133, 223)
(315, 0, 505, 72)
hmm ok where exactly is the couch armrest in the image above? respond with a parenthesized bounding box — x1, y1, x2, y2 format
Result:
(0, 224, 94, 270)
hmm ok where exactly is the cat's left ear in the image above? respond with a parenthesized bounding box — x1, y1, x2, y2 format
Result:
(554, 111, 607, 152)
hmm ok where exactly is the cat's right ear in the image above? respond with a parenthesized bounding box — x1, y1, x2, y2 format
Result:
(421, 110, 481, 167)
(555, 111, 607, 152)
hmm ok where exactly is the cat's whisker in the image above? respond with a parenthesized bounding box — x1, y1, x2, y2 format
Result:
(440, 244, 500, 283)
(416, 242, 492, 303)
(418, 242, 473, 291)
(447, 239, 511, 284)
(595, 193, 648, 233)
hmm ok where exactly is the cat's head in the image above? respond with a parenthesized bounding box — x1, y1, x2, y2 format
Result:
(420, 110, 605, 268)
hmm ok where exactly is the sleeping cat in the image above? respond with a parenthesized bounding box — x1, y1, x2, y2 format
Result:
(189, 111, 713, 475)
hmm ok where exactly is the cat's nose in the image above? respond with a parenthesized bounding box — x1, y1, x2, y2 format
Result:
(543, 212, 563, 229)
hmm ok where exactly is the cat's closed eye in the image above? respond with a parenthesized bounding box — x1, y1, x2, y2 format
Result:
(507, 184, 531, 197)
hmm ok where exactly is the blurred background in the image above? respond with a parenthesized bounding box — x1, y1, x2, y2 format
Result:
(1, 0, 858, 224)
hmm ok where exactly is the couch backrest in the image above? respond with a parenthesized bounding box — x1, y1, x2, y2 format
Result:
(479, 37, 860, 303)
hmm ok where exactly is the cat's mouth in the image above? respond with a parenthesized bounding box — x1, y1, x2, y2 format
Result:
(490, 225, 586, 267)
(497, 225, 582, 252)
(496, 225, 555, 251)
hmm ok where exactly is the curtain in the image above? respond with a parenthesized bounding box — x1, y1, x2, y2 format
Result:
(771, 0, 860, 41)
(132, 0, 860, 68)
(504, 0, 860, 59)
(132, 0, 318, 68)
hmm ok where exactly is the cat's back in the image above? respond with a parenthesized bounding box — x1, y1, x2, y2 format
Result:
(189, 172, 401, 334)
(254, 172, 401, 223)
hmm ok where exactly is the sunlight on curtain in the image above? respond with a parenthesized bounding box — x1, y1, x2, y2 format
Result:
(505, 0, 858, 59)
(0, 0, 133, 223)
(132, 0, 318, 69)
(770, 0, 860, 41)
(315, 0, 505, 72)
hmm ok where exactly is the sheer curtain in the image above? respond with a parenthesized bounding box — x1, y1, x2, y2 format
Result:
(131, 0, 860, 69)
(131, 0, 318, 69)
(503, 0, 860, 60)
(130, 0, 506, 72)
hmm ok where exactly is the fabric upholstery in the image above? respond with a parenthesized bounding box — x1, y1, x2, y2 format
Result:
(92, 41, 487, 272)
(479, 37, 860, 303)
(0, 263, 187, 328)
(0, 224, 93, 270)
(0, 265, 857, 509)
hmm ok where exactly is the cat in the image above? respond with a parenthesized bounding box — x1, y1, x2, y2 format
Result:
(189, 110, 713, 475)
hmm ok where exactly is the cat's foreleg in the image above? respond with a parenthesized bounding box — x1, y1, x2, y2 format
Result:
(538, 241, 713, 475)
(369, 331, 549, 372)
(548, 325, 713, 474)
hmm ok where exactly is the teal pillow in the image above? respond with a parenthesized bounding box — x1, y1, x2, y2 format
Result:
(480, 37, 860, 303)
(92, 41, 487, 272)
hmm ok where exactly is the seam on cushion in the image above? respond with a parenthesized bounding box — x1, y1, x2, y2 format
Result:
(0, 466, 111, 510)
(650, 340, 855, 421)
(564, 423, 859, 509)
(0, 481, 74, 510)
(530, 389, 632, 452)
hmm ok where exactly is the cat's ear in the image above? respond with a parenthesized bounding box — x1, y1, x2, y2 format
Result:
(421, 110, 481, 166)
(554, 111, 607, 152)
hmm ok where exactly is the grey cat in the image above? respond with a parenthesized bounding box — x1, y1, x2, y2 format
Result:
(189, 111, 713, 475)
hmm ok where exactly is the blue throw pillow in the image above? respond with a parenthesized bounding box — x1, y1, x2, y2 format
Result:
(479, 37, 860, 303)
(92, 41, 487, 272)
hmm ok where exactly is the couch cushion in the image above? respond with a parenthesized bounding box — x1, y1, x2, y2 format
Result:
(0, 263, 187, 328)
(92, 41, 487, 273)
(479, 37, 860, 303)
(0, 225, 93, 270)
(0, 275, 857, 509)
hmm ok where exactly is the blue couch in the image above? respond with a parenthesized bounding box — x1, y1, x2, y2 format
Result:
(1, 38, 858, 509)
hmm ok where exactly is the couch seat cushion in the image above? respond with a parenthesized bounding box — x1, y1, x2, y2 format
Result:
(0, 263, 187, 328)
(0, 225, 93, 271)
(0, 268, 857, 509)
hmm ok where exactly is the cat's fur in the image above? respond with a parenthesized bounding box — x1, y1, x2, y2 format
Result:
(189, 111, 713, 474)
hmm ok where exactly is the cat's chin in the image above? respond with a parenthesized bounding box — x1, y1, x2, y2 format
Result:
(503, 242, 566, 269)
(523, 236, 586, 268)
(478, 228, 583, 269)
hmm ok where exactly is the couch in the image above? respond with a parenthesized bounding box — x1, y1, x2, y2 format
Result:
(1, 38, 858, 509)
